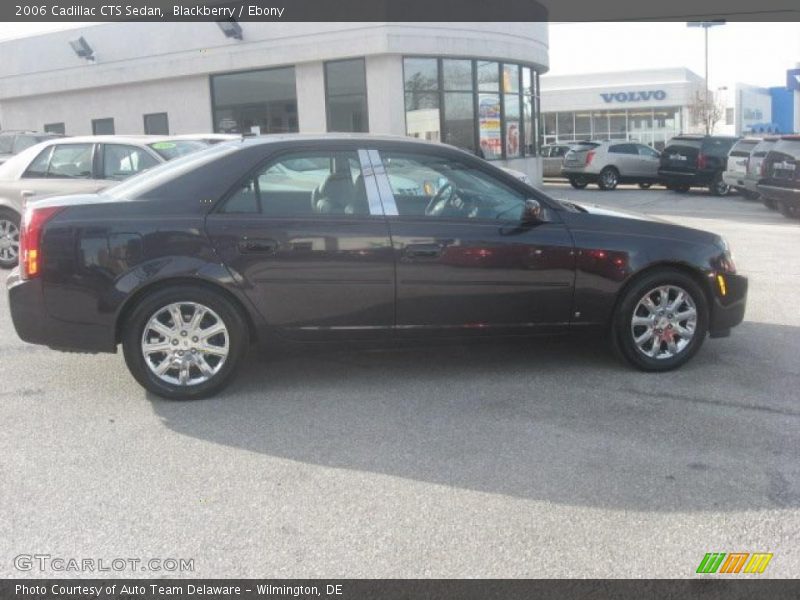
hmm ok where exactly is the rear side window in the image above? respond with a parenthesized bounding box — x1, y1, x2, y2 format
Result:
(609, 144, 637, 155)
(219, 151, 370, 218)
(47, 144, 94, 178)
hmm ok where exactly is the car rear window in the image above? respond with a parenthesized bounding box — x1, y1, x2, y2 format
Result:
(702, 138, 738, 157)
(729, 139, 759, 157)
(148, 140, 208, 160)
(772, 139, 800, 159)
(751, 140, 777, 157)
(0, 135, 14, 154)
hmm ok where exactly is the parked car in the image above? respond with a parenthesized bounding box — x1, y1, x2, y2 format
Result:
(0, 130, 62, 165)
(561, 141, 662, 190)
(500, 166, 532, 185)
(0, 135, 209, 268)
(757, 135, 800, 219)
(741, 136, 779, 205)
(659, 134, 741, 196)
(541, 143, 575, 178)
(171, 133, 241, 145)
(722, 138, 761, 199)
(5, 135, 747, 399)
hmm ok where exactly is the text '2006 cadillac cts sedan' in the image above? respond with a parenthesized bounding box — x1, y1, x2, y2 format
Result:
(6, 135, 747, 399)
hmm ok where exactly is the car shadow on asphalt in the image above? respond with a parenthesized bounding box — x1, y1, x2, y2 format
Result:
(148, 321, 800, 513)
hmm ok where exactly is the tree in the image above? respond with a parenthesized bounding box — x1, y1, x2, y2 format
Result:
(688, 89, 726, 135)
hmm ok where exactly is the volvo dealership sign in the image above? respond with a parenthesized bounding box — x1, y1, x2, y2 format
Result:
(600, 90, 667, 103)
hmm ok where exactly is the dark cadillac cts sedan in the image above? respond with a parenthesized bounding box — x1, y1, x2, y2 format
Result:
(6, 135, 747, 399)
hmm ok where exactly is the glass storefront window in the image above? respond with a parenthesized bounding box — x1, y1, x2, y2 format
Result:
(443, 60, 473, 91)
(557, 112, 573, 137)
(591, 112, 609, 139)
(477, 61, 499, 92)
(478, 93, 502, 159)
(443, 92, 475, 152)
(504, 94, 521, 158)
(575, 112, 591, 136)
(211, 66, 298, 134)
(325, 59, 369, 132)
(609, 112, 626, 137)
(403, 58, 541, 159)
(545, 106, 682, 148)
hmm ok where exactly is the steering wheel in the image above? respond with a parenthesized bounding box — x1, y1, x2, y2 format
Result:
(424, 182, 456, 217)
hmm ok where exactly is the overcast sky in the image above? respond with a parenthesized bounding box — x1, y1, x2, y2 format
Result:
(0, 21, 798, 89)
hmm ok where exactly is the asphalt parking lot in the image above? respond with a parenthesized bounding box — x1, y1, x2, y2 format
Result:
(1, 182, 798, 578)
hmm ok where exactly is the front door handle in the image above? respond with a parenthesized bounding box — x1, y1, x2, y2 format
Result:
(238, 237, 279, 254)
(404, 242, 445, 259)
(21, 190, 36, 198)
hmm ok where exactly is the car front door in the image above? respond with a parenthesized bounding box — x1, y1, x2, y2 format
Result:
(371, 147, 576, 337)
(204, 145, 395, 341)
(635, 144, 661, 178)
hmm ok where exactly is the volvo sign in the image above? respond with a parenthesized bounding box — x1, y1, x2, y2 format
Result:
(600, 90, 667, 103)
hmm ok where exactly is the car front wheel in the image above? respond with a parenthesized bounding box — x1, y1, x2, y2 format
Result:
(777, 199, 800, 220)
(122, 285, 249, 400)
(0, 208, 21, 270)
(638, 183, 652, 190)
(613, 269, 709, 372)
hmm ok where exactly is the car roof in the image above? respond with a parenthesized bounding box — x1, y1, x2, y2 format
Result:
(36, 135, 205, 146)
(670, 134, 740, 141)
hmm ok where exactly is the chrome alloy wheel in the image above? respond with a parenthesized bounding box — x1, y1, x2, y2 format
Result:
(602, 169, 618, 188)
(630, 285, 697, 360)
(0, 219, 20, 263)
(141, 302, 229, 386)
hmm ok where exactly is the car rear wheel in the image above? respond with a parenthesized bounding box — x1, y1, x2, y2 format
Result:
(638, 183, 652, 190)
(612, 269, 709, 372)
(669, 184, 690, 193)
(122, 285, 249, 400)
(709, 176, 731, 196)
(569, 176, 588, 189)
(597, 167, 619, 191)
(762, 197, 776, 210)
(742, 189, 760, 201)
(0, 208, 21, 270)
(776, 199, 800, 220)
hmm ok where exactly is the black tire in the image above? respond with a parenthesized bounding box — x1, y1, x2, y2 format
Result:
(612, 268, 709, 372)
(762, 197, 776, 210)
(709, 175, 731, 197)
(671, 185, 691, 193)
(569, 177, 588, 189)
(122, 285, 249, 400)
(597, 167, 619, 191)
(0, 207, 21, 270)
(776, 199, 800, 220)
(742, 189, 760, 201)
(638, 183, 652, 190)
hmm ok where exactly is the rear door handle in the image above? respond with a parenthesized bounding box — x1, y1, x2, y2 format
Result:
(238, 237, 279, 254)
(404, 242, 445, 259)
(21, 190, 36, 198)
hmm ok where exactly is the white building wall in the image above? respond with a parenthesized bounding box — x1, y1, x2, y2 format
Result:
(365, 54, 406, 136)
(295, 61, 327, 134)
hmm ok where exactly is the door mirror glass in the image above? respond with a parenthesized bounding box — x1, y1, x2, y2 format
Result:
(522, 198, 543, 223)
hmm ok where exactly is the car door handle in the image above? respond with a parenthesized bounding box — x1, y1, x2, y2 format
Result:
(21, 190, 36, 198)
(238, 237, 279, 254)
(404, 243, 445, 259)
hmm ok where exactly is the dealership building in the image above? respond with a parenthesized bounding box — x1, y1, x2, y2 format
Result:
(0, 22, 549, 180)
(540, 66, 800, 149)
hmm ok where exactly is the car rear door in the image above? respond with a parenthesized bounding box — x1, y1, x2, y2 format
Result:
(370, 145, 575, 337)
(14, 142, 104, 204)
(204, 144, 395, 341)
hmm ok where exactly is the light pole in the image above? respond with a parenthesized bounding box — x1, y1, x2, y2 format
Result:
(687, 21, 725, 134)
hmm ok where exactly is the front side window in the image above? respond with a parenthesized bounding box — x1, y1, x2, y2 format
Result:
(219, 151, 370, 218)
(381, 151, 525, 221)
(325, 59, 369, 133)
(47, 144, 94, 178)
(102, 144, 159, 180)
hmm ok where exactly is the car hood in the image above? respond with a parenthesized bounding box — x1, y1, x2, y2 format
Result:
(572, 202, 671, 223)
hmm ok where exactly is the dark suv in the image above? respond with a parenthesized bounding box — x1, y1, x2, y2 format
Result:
(659, 135, 741, 196)
(757, 135, 800, 220)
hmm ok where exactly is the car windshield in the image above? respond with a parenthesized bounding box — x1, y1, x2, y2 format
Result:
(148, 140, 209, 160)
(105, 142, 240, 200)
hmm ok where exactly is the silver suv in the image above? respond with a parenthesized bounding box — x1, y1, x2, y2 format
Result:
(740, 136, 779, 205)
(722, 138, 761, 199)
(0, 130, 61, 165)
(561, 141, 661, 190)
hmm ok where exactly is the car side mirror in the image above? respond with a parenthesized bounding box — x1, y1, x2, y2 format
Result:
(522, 198, 543, 223)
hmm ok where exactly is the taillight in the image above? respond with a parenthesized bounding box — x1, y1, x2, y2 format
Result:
(585, 150, 595, 166)
(19, 205, 62, 280)
(697, 154, 708, 169)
